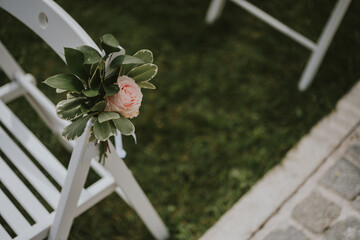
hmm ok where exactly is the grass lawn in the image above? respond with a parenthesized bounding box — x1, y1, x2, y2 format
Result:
(1, 0, 359, 239)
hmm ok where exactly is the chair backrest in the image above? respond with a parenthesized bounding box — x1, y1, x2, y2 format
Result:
(1, 0, 100, 62)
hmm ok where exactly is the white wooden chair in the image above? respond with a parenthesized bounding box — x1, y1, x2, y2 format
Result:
(205, 0, 352, 91)
(0, 0, 169, 239)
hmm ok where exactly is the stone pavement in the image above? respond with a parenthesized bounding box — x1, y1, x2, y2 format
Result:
(200, 81, 360, 240)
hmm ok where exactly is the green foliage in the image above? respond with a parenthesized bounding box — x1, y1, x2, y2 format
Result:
(100, 33, 120, 54)
(91, 100, 107, 111)
(56, 97, 87, 120)
(93, 118, 112, 141)
(110, 55, 145, 68)
(133, 49, 153, 63)
(62, 114, 93, 140)
(41, 33, 157, 161)
(137, 81, 156, 89)
(98, 112, 120, 123)
(128, 63, 158, 82)
(43, 74, 84, 92)
(112, 116, 135, 135)
(64, 48, 89, 80)
(77, 45, 102, 64)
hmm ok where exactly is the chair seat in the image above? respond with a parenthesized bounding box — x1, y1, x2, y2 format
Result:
(0, 100, 117, 239)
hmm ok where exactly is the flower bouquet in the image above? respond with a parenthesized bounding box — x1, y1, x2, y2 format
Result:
(44, 34, 157, 161)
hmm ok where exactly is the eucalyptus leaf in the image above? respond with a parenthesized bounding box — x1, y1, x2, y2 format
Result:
(94, 119, 112, 141)
(100, 34, 120, 55)
(56, 97, 86, 120)
(103, 83, 119, 96)
(127, 63, 158, 82)
(133, 49, 153, 63)
(77, 45, 102, 64)
(137, 81, 156, 89)
(110, 55, 145, 68)
(112, 116, 135, 135)
(91, 100, 107, 112)
(98, 112, 120, 123)
(64, 48, 88, 80)
(62, 114, 93, 140)
(43, 74, 84, 92)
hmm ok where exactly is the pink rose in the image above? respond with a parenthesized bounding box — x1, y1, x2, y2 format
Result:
(105, 75, 143, 119)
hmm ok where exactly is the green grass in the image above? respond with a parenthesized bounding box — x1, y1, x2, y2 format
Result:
(1, 0, 359, 239)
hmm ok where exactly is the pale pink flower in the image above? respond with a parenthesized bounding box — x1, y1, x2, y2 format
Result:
(105, 75, 143, 119)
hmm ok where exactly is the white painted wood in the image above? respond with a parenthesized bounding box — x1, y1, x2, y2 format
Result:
(105, 143, 170, 240)
(205, 0, 351, 90)
(14, 213, 54, 240)
(0, 157, 49, 222)
(49, 124, 93, 240)
(77, 177, 115, 215)
(0, 82, 25, 103)
(205, 0, 227, 25)
(0, 127, 60, 208)
(298, 0, 352, 91)
(230, 0, 316, 50)
(0, 189, 31, 235)
(0, 41, 24, 80)
(0, 224, 12, 240)
(0, 41, 73, 150)
(0, 0, 99, 61)
(15, 72, 73, 150)
(0, 100, 67, 186)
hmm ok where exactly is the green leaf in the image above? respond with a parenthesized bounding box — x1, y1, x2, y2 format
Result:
(133, 49, 153, 63)
(94, 119, 112, 141)
(137, 81, 156, 89)
(56, 97, 86, 120)
(88, 126, 96, 142)
(127, 63, 158, 82)
(110, 55, 145, 68)
(98, 112, 120, 123)
(82, 84, 101, 97)
(109, 120, 117, 135)
(91, 100, 107, 112)
(103, 83, 119, 96)
(64, 48, 88, 80)
(112, 116, 135, 135)
(81, 103, 91, 114)
(43, 74, 84, 92)
(100, 34, 120, 55)
(62, 114, 93, 140)
(67, 92, 82, 99)
(77, 45, 102, 64)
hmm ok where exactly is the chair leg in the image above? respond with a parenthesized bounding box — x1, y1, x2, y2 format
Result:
(298, 0, 352, 91)
(205, 0, 227, 24)
(104, 143, 169, 240)
(48, 127, 95, 240)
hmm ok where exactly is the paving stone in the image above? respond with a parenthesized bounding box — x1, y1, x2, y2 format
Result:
(292, 192, 341, 233)
(345, 143, 360, 168)
(263, 226, 308, 240)
(352, 195, 360, 212)
(324, 217, 360, 240)
(320, 158, 360, 200)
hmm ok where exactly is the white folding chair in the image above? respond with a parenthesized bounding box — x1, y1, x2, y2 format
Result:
(205, 0, 352, 91)
(0, 0, 169, 239)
